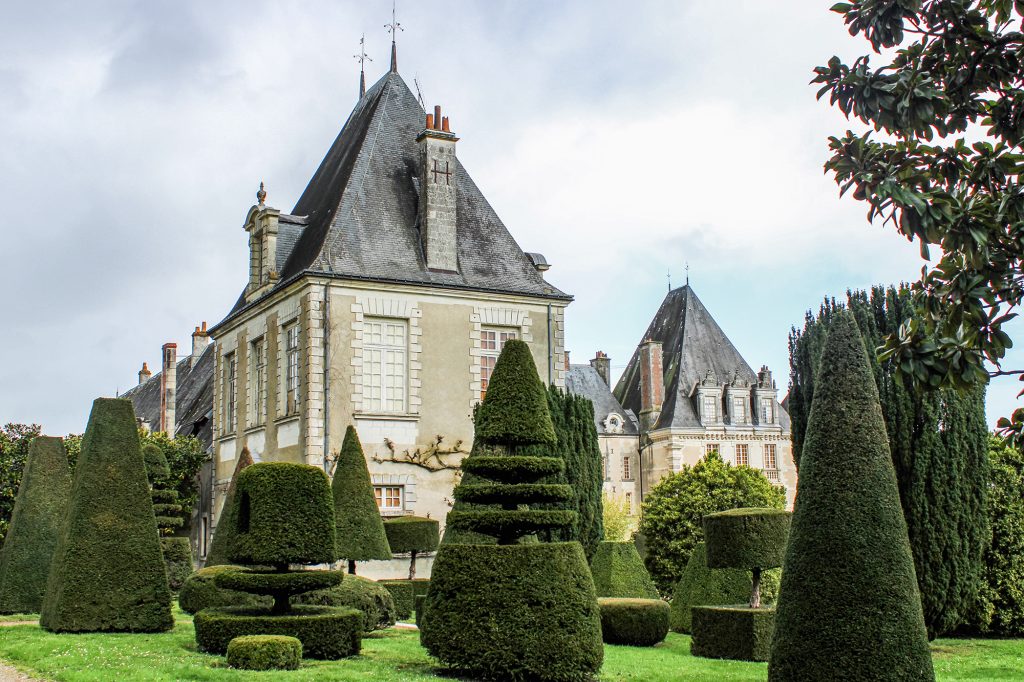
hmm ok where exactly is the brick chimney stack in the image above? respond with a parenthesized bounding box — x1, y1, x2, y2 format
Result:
(416, 105, 459, 272)
(590, 351, 611, 386)
(138, 362, 152, 386)
(192, 321, 210, 361)
(160, 343, 177, 435)
(638, 340, 664, 430)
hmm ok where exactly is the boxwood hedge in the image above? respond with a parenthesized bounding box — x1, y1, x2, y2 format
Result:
(703, 507, 790, 571)
(178, 566, 270, 615)
(590, 541, 659, 599)
(597, 598, 670, 646)
(691, 605, 774, 662)
(294, 574, 396, 633)
(380, 580, 415, 620)
(160, 537, 193, 592)
(226, 635, 301, 671)
(194, 605, 362, 659)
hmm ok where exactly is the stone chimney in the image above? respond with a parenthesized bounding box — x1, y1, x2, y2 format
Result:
(160, 343, 177, 435)
(638, 340, 664, 430)
(243, 182, 281, 302)
(590, 351, 611, 386)
(416, 105, 459, 272)
(192, 321, 210, 360)
(138, 362, 152, 385)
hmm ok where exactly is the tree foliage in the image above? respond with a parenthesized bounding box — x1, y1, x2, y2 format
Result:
(0, 423, 41, 544)
(331, 426, 391, 569)
(138, 430, 208, 528)
(637, 451, 784, 596)
(790, 287, 989, 637)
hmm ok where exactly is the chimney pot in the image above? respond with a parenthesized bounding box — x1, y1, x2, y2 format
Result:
(442, 116, 450, 133)
(590, 351, 611, 386)
(434, 105, 442, 129)
(426, 113, 434, 129)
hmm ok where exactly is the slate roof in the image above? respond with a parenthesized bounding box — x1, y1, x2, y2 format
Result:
(613, 285, 790, 431)
(120, 344, 216, 451)
(221, 71, 569, 324)
(566, 364, 639, 436)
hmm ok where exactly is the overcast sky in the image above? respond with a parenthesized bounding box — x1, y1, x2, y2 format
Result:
(3, 0, 1021, 436)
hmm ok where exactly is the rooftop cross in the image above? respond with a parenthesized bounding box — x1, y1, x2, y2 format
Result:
(385, 0, 403, 73)
(354, 33, 372, 98)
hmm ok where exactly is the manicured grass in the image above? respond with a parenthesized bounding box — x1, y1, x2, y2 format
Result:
(0, 609, 1021, 681)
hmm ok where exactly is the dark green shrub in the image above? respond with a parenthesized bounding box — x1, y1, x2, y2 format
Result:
(142, 443, 170, 481)
(704, 508, 790, 572)
(691, 606, 774, 662)
(384, 516, 439, 580)
(0, 436, 72, 614)
(597, 598, 669, 646)
(294, 574, 396, 632)
(178, 566, 269, 614)
(410, 578, 431, 599)
(215, 569, 341, 599)
(768, 312, 933, 681)
(40, 398, 173, 633)
(422, 543, 602, 682)
(194, 605, 361, 659)
(590, 541, 659, 599)
(160, 537, 193, 592)
(474, 339, 557, 447)
(380, 580, 414, 620)
(226, 635, 301, 671)
(331, 427, 391, 574)
(205, 447, 253, 567)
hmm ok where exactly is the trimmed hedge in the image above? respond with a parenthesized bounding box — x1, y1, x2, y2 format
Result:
(598, 598, 669, 646)
(670, 542, 777, 634)
(415, 594, 425, 627)
(384, 516, 440, 554)
(332, 427, 391, 566)
(178, 566, 270, 614)
(205, 448, 253, 567)
(703, 507, 790, 571)
(768, 312, 934, 681)
(0, 436, 72, 614)
(227, 462, 337, 567)
(446, 509, 575, 540)
(454, 483, 573, 505)
(294, 574, 396, 632)
(381, 580, 414, 620)
(40, 398, 173, 633)
(194, 605, 362, 659)
(142, 443, 170, 481)
(691, 605, 774, 661)
(420, 543, 603, 682)
(474, 339, 557, 447)
(461, 456, 564, 483)
(160, 537, 193, 592)
(215, 569, 342, 596)
(227, 635, 301, 671)
(590, 541, 659, 599)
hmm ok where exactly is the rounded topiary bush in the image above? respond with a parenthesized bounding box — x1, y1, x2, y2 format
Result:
(194, 605, 362, 659)
(421, 543, 603, 682)
(590, 541, 659, 599)
(704, 508, 790, 573)
(226, 635, 301, 671)
(178, 566, 270, 615)
(385, 516, 439, 580)
(294, 574, 396, 632)
(598, 598, 670, 646)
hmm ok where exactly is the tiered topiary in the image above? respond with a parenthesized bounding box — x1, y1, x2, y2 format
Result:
(179, 566, 271, 614)
(690, 507, 790, 662)
(590, 540, 659, 599)
(40, 398, 173, 632)
(143, 443, 193, 591)
(0, 436, 72, 614)
(421, 339, 603, 682)
(598, 598, 670, 646)
(384, 516, 439, 580)
(294, 573, 397, 633)
(332, 427, 392, 574)
(205, 447, 254, 567)
(768, 312, 934, 680)
(193, 462, 363, 660)
(227, 635, 302, 671)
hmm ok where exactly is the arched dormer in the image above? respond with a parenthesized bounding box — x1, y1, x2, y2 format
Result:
(243, 184, 281, 303)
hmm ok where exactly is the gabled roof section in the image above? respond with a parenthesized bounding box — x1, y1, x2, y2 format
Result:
(613, 285, 788, 430)
(222, 71, 568, 322)
(566, 364, 639, 436)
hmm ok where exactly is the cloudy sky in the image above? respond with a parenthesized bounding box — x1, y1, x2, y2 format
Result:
(3, 0, 1021, 435)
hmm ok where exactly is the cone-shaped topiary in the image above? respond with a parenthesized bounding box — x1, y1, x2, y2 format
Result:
(143, 443, 170, 482)
(205, 447, 253, 567)
(768, 311, 934, 681)
(590, 541, 659, 599)
(40, 398, 173, 632)
(474, 339, 557, 447)
(384, 516, 438, 580)
(0, 436, 72, 614)
(332, 426, 391, 574)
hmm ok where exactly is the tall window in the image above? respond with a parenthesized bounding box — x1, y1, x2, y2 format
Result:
(732, 396, 747, 422)
(480, 327, 518, 400)
(702, 395, 718, 422)
(603, 454, 610, 481)
(706, 443, 720, 457)
(764, 444, 777, 470)
(251, 337, 266, 425)
(622, 455, 632, 480)
(760, 398, 774, 423)
(224, 352, 236, 433)
(374, 485, 404, 513)
(285, 324, 300, 415)
(363, 319, 407, 412)
(736, 443, 749, 467)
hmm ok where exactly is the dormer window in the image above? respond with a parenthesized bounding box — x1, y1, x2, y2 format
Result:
(603, 413, 625, 434)
(702, 395, 718, 422)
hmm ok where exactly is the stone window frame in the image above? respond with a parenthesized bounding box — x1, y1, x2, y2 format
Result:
(223, 351, 237, 435)
(362, 318, 410, 413)
(351, 297, 422, 416)
(281, 318, 301, 417)
(470, 307, 533, 409)
(371, 473, 418, 517)
(247, 331, 268, 428)
(736, 443, 750, 467)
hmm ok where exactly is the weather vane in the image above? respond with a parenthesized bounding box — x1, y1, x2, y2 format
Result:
(685, 261, 690, 286)
(386, 0, 403, 72)
(354, 33, 372, 97)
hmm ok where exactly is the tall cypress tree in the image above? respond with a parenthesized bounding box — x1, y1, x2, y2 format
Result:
(788, 285, 988, 637)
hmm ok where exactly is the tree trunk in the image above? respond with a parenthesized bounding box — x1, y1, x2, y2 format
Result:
(409, 550, 418, 580)
(750, 566, 762, 609)
(348, 559, 356, 575)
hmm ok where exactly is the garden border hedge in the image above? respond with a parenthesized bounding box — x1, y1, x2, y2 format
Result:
(598, 598, 669, 646)
(691, 605, 774, 662)
(194, 605, 362, 659)
(226, 634, 301, 671)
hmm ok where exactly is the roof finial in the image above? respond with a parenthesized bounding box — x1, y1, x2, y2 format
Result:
(257, 181, 267, 206)
(385, 0, 403, 73)
(685, 261, 690, 287)
(354, 33, 372, 98)
(667, 269, 671, 292)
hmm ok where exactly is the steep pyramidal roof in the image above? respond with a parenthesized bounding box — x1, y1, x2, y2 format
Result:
(614, 285, 789, 430)
(225, 71, 568, 321)
(566, 364, 639, 435)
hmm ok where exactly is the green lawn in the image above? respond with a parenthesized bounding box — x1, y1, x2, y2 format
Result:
(0, 610, 1021, 681)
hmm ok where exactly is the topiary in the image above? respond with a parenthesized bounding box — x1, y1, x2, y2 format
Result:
(205, 447, 253, 567)
(474, 340, 557, 447)
(384, 516, 439, 580)
(40, 398, 173, 632)
(0, 436, 72, 614)
(331, 427, 391, 574)
(226, 635, 301, 671)
(195, 606, 361, 660)
(160, 537, 194, 592)
(380, 580, 414, 620)
(692, 606, 775, 661)
(590, 541, 659, 599)
(294, 574, 396, 633)
(598, 598, 670, 646)
(178, 566, 270, 614)
(767, 311, 934, 681)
